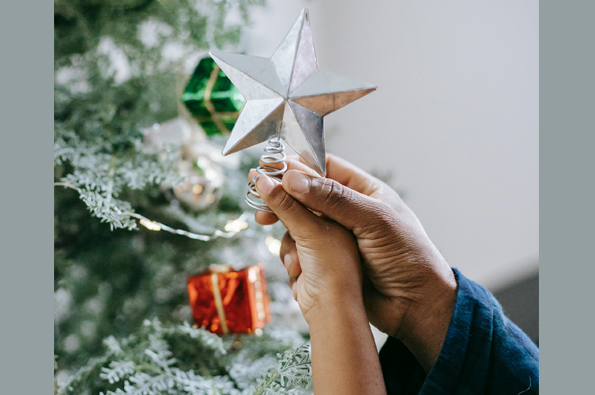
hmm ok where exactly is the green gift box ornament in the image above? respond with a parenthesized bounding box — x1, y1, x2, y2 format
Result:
(182, 57, 246, 136)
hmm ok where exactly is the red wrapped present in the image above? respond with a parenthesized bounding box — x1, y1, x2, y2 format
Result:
(187, 264, 271, 335)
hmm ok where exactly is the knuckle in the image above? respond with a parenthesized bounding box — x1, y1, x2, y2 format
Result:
(270, 186, 299, 214)
(367, 201, 392, 224)
(315, 178, 350, 209)
(358, 201, 395, 234)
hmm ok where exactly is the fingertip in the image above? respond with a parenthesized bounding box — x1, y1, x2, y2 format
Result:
(282, 170, 311, 195)
(255, 210, 278, 225)
(248, 168, 258, 181)
(254, 174, 276, 196)
(283, 254, 293, 271)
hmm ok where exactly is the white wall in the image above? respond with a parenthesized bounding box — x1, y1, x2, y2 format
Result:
(245, 0, 539, 290)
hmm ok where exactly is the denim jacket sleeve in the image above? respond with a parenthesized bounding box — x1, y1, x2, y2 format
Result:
(379, 269, 539, 395)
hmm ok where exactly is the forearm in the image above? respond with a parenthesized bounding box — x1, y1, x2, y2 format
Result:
(307, 297, 387, 395)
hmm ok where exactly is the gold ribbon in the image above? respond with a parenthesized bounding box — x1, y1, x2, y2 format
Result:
(200, 65, 240, 136)
(211, 272, 229, 335)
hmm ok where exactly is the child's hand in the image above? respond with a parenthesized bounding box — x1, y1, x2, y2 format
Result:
(251, 171, 387, 395)
(252, 174, 363, 322)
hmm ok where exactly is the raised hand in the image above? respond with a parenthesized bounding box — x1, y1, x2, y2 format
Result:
(252, 154, 457, 371)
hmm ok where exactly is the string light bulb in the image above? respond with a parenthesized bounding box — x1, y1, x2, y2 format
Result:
(265, 236, 281, 256)
(225, 219, 249, 233)
(192, 184, 203, 195)
(140, 218, 162, 231)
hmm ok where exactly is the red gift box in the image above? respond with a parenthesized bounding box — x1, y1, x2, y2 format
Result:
(187, 264, 271, 335)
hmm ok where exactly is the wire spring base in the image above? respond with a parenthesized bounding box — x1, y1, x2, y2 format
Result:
(245, 136, 287, 213)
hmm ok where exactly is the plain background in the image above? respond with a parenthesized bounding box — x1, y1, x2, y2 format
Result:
(244, 0, 539, 291)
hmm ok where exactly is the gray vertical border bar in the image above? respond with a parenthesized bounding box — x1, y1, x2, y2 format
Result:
(0, 0, 53, 393)
(541, 0, 594, 392)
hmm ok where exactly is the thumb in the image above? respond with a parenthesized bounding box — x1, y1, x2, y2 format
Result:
(281, 169, 385, 233)
(253, 174, 323, 241)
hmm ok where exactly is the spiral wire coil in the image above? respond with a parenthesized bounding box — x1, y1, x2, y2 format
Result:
(245, 129, 287, 213)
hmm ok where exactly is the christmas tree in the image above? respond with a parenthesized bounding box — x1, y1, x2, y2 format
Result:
(54, 1, 313, 393)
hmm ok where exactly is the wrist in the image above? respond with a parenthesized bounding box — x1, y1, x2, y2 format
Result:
(303, 287, 366, 325)
(396, 264, 457, 371)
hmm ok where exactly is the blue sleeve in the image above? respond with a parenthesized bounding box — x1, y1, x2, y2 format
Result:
(379, 268, 539, 395)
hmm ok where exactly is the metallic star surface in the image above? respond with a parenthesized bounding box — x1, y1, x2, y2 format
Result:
(209, 8, 376, 175)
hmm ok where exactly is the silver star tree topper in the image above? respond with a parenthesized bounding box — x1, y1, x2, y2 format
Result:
(210, 8, 376, 175)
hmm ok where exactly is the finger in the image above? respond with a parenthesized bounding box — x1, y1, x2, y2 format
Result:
(285, 155, 320, 177)
(254, 174, 324, 241)
(255, 155, 319, 183)
(281, 169, 387, 233)
(249, 168, 322, 224)
(280, 232, 303, 291)
(287, 255, 302, 278)
(294, 153, 381, 196)
(291, 278, 299, 301)
(256, 158, 298, 181)
(280, 232, 297, 267)
(255, 210, 278, 225)
(249, 168, 280, 225)
(279, 232, 302, 302)
(288, 275, 299, 287)
(248, 168, 257, 180)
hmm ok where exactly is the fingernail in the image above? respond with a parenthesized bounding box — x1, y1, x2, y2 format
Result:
(287, 171, 310, 194)
(255, 175, 275, 195)
(283, 254, 293, 271)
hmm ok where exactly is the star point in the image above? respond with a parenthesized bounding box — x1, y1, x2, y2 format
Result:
(209, 8, 376, 175)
